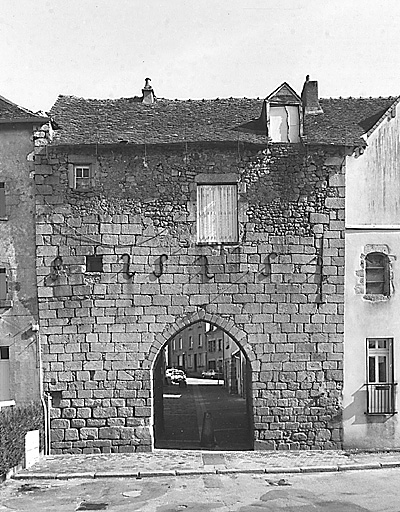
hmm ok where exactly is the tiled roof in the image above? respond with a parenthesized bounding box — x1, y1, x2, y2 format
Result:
(0, 94, 47, 123)
(49, 93, 398, 147)
(304, 97, 397, 145)
(50, 96, 265, 145)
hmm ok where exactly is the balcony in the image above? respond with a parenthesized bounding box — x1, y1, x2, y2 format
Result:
(366, 383, 397, 415)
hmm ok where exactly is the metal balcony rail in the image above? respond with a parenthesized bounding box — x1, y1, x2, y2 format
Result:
(366, 382, 397, 415)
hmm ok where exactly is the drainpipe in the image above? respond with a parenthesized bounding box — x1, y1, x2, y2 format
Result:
(37, 329, 51, 455)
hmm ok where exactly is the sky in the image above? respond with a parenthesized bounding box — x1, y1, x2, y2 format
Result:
(1, 0, 400, 113)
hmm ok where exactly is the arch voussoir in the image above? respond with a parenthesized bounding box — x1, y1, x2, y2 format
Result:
(149, 313, 256, 368)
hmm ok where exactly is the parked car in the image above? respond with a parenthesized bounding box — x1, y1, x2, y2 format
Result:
(201, 369, 223, 379)
(165, 369, 187, 387)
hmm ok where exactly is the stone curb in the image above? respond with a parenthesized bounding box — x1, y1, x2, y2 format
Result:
(11, 462, 397, 480)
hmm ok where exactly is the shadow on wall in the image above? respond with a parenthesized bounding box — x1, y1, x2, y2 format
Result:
(343, 386, 392, 425)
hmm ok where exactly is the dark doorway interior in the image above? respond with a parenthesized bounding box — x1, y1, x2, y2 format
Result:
(153, 321, 253, 450)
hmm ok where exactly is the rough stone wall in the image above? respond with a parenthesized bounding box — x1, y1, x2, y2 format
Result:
(34, 141, 345, 453)
(0, 123, 42, 403)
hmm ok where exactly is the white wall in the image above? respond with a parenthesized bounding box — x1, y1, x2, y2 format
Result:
(346, 101, 400, 227)
(344, 99, 400, 448)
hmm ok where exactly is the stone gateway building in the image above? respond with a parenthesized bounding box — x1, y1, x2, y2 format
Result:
(31, 77, 396, 453)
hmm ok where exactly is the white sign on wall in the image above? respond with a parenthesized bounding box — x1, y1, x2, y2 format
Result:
(25, 430, 40, 468)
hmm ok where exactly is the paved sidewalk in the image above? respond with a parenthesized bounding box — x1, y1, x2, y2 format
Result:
(12, 449, 400, 480)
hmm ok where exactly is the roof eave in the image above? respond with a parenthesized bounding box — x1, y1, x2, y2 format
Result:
(0, 116, 49, 124)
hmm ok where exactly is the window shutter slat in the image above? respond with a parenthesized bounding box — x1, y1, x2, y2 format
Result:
(0, 184, 5, 218)
(197, 183, 238, 243)
(0, 272, 7, 300)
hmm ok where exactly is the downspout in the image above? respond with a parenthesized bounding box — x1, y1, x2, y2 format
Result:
(37, 329, 51, 455)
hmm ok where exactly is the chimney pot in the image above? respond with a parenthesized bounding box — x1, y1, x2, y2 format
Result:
(142, 78, 155, 104)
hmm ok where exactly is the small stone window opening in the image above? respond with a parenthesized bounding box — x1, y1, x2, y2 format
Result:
(71, 165, 92, 190)
(86, 255, 103, 273)
(365, 252, 390, 296)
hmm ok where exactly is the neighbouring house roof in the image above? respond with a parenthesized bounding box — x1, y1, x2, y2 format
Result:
(49, 92, 398, 147)
(304, 97, 397, 145)
(0, 94, 48, 123)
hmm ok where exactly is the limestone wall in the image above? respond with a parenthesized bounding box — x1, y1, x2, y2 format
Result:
(34, 141, 345, 453)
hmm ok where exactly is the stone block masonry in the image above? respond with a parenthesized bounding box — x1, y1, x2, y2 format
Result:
(34, 141, 345, 453)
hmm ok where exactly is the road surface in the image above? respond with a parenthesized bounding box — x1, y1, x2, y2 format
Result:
(1, 468, 400, 511)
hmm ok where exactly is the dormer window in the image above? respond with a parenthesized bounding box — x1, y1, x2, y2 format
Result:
(235, 82, 302, 143)
(266, 83, 302, 143)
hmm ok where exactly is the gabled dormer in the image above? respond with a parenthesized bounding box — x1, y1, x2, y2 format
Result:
(264, 82, 302, 143)
(233, 82, 303, 143)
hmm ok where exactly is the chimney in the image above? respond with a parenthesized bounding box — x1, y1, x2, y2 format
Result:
(301, 75, 323, 114)
(142, 77, 155, 104)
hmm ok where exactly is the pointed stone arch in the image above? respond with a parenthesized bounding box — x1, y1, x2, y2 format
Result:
(144, 309, 256, 370)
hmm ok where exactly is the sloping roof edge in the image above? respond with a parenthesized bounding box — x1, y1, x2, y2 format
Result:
(0, 93, 49, 123)
(364, 96, 400, 138)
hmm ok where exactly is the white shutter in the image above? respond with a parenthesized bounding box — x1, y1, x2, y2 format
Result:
(197, 184, 238, 243)
(0, 352, 10, 401)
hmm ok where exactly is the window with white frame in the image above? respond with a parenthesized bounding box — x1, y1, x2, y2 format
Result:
(198, 334, 203, 347)
(189, 336, 193, 350)
(0, 346, 10, 401)
(197, 183, 238, 243)
(365, 252, 390, 296)
(366, 338, 396, 414)
(69, 165, 92, 190)
(179, 338, 183, 350)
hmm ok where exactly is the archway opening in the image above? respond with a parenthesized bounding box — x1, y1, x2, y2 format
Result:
(153, 320, 253, 450)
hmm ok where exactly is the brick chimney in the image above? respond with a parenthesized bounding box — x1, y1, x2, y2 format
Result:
(301, 75, 323, 114)
(142, 78, 155, 104)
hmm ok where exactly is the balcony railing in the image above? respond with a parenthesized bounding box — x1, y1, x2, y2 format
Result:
(366, 383, 397, 415)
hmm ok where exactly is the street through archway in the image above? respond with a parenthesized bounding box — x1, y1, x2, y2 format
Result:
(154, 321, 253, 450)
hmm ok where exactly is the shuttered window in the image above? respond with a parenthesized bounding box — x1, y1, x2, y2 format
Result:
(0, 346, 10, 401)
(197, 184, 238, 243)
(0, 269, 7, 300)
(0, 183, 5, 218)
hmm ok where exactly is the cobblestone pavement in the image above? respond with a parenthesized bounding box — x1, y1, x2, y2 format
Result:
(11, 449, 400, 480)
